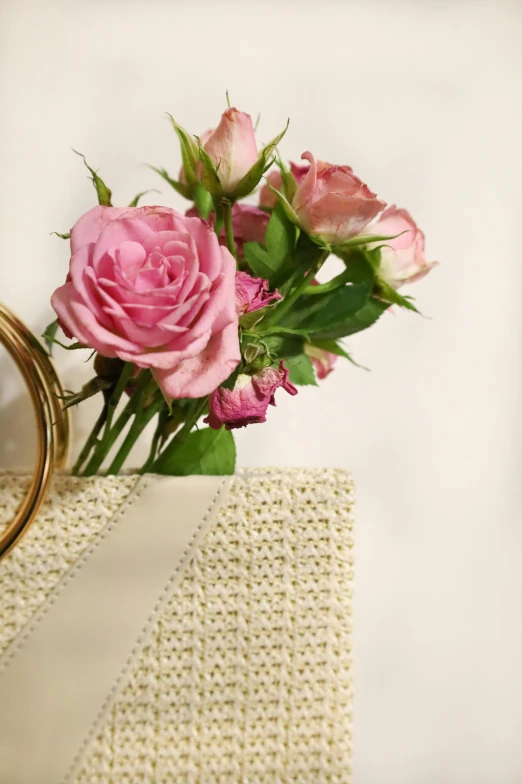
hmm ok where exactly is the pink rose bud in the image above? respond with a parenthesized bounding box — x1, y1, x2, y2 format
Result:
(235, 270, 281, 315)
(291, 151, 385, 244)
(369, 206, 436, 289)
(205, 361, 298, 430)
(259, 161, 310, 209)
(304, 344, 338, 380)
(51, 205, 240, 400)
(202, 108, 259, 193)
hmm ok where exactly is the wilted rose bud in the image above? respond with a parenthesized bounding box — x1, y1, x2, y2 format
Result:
(205, 362, 297, 430)
(235, 270, 281, 315)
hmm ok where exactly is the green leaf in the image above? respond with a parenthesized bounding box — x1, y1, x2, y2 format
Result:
(128, 189, 160, 207)
(43, 320, 89, 353)
(262, 326, 310, 339)
(375, 279, 420, 313)
(153, 426, 236, 476)
(264, 334, 305, 359)
(265, 204, 296, 267)
(341, 252, 376, 284)
(73, 150, 112, 206)
(243, 242, 274, 280)
(147, 165, 192, 199)
(243, 206, 296, 283)
(311, 297, 389, 340)
(310, 339, 369, 370)
(274, 234, 324, 295)
(308, 339, 350, 359)
(265, 181, 300, 226)
(50, 231, 70, 240)
(167, 115, 199, 185)
(42, 319, 59, 355)
(287, 353, 317, 386)
(278, 280, 372, 333)
(238, 302, 277, 330)
(46, 336, 89, 351)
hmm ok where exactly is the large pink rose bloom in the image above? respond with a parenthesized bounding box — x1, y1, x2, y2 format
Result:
(368, 206, 437, 289)
(291, 151, 385, 244)
(51, 205, 240, 399)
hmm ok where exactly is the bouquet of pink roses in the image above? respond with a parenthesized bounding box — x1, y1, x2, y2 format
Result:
(48, 104, 435, 477)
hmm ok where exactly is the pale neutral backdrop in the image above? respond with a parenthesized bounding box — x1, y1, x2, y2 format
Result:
(1, 1, 521, 782)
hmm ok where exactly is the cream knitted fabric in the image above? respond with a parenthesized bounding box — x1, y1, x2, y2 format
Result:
(0, 468, 354, 783)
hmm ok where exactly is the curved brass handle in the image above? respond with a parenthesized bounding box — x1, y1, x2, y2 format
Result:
(0, 305, 69, 561)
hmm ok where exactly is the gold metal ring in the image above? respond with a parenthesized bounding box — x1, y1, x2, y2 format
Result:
(0, 305, 69, 561)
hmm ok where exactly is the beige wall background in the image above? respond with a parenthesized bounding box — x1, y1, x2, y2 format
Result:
(1, 0, 521, 781)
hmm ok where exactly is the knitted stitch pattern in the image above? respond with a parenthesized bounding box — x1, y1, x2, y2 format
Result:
(0, 468, 354, 783)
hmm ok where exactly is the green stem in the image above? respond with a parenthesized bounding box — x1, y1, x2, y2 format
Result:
(105, 395, 164, 476)
(302, 266, 354, 295)
(139, 410, 167, 475)
(103, 362, 134, 438)
(71, 393, 109, 476)
(222, 198, 237, 259)
(267, 249, 330, 325)
(151, 397, 207, 470)
(81, 370, 151, 476)
(213, 199, 224, 236)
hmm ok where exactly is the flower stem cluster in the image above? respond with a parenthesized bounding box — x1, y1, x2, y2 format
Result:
(49, 100, 436, 476)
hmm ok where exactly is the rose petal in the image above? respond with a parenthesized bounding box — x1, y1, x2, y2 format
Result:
(154, 320, 240, 398)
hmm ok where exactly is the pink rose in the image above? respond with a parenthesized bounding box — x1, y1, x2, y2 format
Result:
(205, 361, 298, 430)
(304, 344, 338, 380)
(259, 161, 310, 209)
(367, 206, 436, 289)
(201, 108, 258, 193)
(228, 203, 269, 257)
(291, 151, 385, 244)
(51, 205, 240, 399)
(235, 270, 281, 315)
(186, 202, 269, 260)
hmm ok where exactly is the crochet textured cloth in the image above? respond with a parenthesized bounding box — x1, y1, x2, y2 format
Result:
(0, 468, 354, 783)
